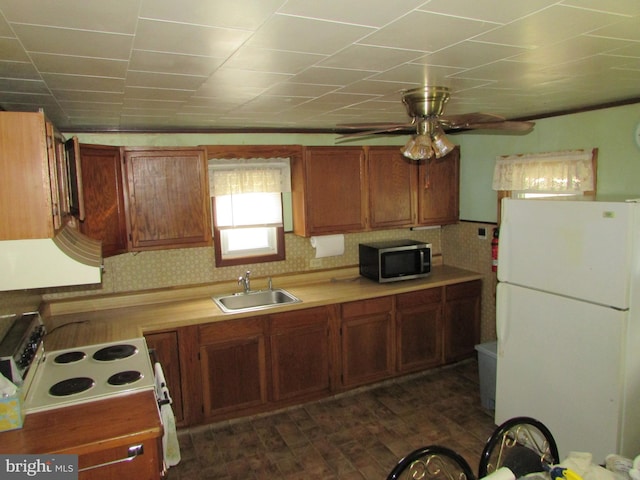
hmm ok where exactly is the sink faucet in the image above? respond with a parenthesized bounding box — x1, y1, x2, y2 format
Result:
(238, 270, 251, 293)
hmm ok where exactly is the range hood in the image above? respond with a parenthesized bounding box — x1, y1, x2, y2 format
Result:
(0, 225, 102, 291)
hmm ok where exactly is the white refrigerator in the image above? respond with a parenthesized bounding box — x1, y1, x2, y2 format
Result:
(495, 197, 640, 463)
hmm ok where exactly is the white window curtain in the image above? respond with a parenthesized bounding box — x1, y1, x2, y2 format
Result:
(492, 149, 595, 192)
(208, 158, 291, 196)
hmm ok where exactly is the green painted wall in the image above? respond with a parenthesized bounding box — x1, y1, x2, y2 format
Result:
(457, 102, 640, 222)
(70, 101, 640, 225)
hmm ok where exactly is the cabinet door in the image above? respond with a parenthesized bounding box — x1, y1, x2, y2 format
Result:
(341, 297, 395, 387)
(294, 146, 366, 236)
(443, 280, 481, 363)
(270, 307, 331, 402)
(124, 147, 212, 250)
(396, 288, 443, 373)
(418, 146, 460, 225)
(367, 146, 417, 229)
(199, 318, 268, 419)
(0, 112, 57, 239)
(79, 144, 128, 257)
(145, 330, 184, 425)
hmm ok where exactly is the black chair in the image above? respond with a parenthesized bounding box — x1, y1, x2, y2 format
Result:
(478, 417, 560, 479)
(387, 445, 476, 480)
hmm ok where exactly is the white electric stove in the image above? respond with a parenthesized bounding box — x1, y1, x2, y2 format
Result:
(24, 337, 156, 414)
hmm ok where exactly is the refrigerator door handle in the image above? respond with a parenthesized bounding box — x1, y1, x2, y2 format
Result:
(496, 283, 508, 354)
(497, 198, 510, 282)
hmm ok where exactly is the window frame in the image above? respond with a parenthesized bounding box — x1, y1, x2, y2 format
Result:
(205, 145, 302, 267)
(211, 196, 285, 267)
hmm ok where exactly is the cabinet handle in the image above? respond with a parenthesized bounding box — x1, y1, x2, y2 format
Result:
(78, 444, 144, 472)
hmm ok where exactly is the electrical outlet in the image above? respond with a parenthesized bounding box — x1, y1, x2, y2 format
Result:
(310, 258, 322, 268)
(478, 227, 487, 239)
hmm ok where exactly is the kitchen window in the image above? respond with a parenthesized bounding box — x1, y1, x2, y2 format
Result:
(493, 148, 598, 221)
(209, 157, 291, 267)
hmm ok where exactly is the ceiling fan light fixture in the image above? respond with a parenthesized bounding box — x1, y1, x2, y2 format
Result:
(431, 123, 456, 158)
(401, 133, 434, 161)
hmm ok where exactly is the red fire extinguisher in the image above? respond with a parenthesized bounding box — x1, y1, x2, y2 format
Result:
(491, 227, 499, 272)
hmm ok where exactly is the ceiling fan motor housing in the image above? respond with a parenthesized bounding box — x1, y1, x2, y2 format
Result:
(402, 86, 451, 118)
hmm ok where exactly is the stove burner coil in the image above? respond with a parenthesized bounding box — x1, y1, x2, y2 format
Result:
(107, 370, 143, 386)
(92, 344, 137, 362)
(49, 377, 95, 397)
(53, 351, 86, 364)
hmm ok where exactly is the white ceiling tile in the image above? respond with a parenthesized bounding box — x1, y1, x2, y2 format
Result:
(588, 16, 640, 41)
(126, 71, 206, 90)
(0, 60, 39, 79)
(133, 19, 252, 57)
(41, 73, 125, 92)
(289, 66, 374, 86)
(360, 11, 498, 52)
(139, 0, 283, 30)
(11, 24, 133, 59)
(129, 50, 224, 77)
(278, 0, 425, 27)
(475, 5, 629, 48)
(319, 45, 423, 71)
(0, 37, 29, 62)
(30, 53, 128, 77)
(561, 0, 640, 16)
(224, 47, 325, 74)
(246, 14, 374, 55)
(420, 41, 528, 69)
(419, 0, 559, 24)
(0, 77, 49, 94)
(0, 0, 141, 34)
(123, 87, 194, 101)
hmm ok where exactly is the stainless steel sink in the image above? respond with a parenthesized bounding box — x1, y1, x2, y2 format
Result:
(212, 288, 301, 313)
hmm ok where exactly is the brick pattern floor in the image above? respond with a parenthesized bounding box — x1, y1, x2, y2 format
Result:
(166, 360, 496, 479)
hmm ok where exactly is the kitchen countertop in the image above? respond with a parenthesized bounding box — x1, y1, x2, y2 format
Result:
(42, 265, 482, 350)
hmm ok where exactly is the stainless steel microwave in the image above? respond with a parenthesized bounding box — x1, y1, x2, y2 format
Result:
(358, 240, 432, 283)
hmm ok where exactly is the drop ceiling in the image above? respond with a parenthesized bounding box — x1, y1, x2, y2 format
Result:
(1, 0, 639, 132)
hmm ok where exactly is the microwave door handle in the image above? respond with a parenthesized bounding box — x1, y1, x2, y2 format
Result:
(419, 250, 425, 273)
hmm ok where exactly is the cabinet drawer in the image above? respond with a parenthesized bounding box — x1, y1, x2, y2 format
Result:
(397, 287, 443, 309)
(446, 280, 481, 300)
(270, 306, 329, 332)
(341, 296, 393, 318)
(199, 316, 266, 344)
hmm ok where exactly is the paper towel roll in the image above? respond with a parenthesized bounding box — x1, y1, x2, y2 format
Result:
(310, 234, 345, 258)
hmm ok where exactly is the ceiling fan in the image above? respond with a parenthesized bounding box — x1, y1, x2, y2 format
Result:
(338, 86, 535, 161)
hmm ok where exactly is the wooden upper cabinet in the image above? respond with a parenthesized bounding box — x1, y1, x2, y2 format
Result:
(367, 146, 417, 228)
(292, 146, 367, 236)
(79, 144, 128, 257)
(123, 147, 212, 251)
(418, 146, 460, 226)
(0, 111, 57, 239)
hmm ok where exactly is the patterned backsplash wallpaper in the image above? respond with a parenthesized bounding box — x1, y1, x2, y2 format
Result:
(0, 222, 497, 341)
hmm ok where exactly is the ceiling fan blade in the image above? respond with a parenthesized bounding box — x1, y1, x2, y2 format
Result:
(336, 123, 414, 138)
(440, 112, 506, 128)
(463, 120, 535, 132)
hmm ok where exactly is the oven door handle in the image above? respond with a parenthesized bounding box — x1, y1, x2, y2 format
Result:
(78, 444, 144, 472)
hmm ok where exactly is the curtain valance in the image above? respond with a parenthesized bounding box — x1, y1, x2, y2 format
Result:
(208, 158, 291, 196)
(492, 149, 595, 192)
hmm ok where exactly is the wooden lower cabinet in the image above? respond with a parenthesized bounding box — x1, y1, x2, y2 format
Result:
(443, 280, 482, 363)
(167, 281, 480, 426)
(270, 307, 332, 402)
(340, 296, 395, 387)
(396, 287, 443, 373)
(199, 317, 269, 420)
